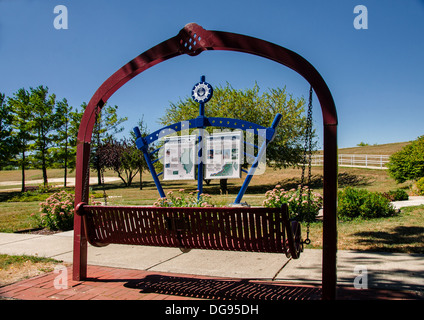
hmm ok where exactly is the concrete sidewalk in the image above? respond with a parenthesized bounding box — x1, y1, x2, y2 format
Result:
(0, 177, 121, 192)
(391, 196, 424, 209)
(0, 231, 423, 294)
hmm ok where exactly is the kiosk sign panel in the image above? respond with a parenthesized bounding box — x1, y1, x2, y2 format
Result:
(163, 135, 196, 181)
(205, 131, 242, 180)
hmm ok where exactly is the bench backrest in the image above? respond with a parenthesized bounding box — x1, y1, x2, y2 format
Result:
(76, 204, 294, 255)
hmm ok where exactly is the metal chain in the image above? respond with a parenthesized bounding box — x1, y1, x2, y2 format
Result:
(299, 86, 314, 245)
(300, 87, 313, 189)
(81, 158, 91, 204)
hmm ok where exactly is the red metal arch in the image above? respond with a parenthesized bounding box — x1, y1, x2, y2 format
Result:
(74, 23, 338, 299)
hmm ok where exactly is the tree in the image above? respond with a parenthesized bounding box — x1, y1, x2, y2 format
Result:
(28, 86, 58, 187)
(54, 98, 72, 187)
(0, 93, 17, 169)
(159, 83, 313, 192)
(85, 103, 128, 185)
(160, 83, 312, 168)
(8, 88, 33, 192)
(52, 99, 85, 186)
(357, 142, 369, 147)
(387, 136, 424, 183)
(98, 138, 143, 187)
(129, 117, 150, 189)
(66, 105, 84, 173)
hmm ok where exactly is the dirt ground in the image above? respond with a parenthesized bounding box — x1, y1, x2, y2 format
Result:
(0, 260, 70, 287)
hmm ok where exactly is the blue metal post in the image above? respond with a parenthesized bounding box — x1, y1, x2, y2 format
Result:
(196, 75, 206, 200)
(133, 126, 166, 198)
(234, 113, 282, 204)
(197, 109, 205, 199)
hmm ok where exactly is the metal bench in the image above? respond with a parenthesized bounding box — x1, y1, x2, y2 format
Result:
(75, 203, 303, 259)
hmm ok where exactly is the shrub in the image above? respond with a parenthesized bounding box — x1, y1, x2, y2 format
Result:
(337, 187, 368, 220)
(262, 185, 323, 222)
(153, 189, 215, 208)
(382, 189, 409, 201)
(416, 177, 424, 196)
(387, 136, 424, 183)
(34, 190, 75, 231)
(361, 192, 396, 219)
(338, 187, 396, 220)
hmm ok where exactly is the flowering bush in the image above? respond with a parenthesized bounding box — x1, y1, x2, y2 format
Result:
(34, 190, 75, 231)
(153, 189, 215, 208)
(262, 185, 323, 221)
(89, 194, 103, 206)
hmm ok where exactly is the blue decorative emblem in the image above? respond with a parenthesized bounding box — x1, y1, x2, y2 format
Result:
(192, 80, 213, 103)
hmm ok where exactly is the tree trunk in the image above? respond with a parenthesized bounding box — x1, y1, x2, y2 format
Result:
(42, 153, 48, 187)
(139, 166, 143, 190)
(64, 166, 67, 188)
(97, 161, 102, 186)
(21, 150, 25, 193)
(64, 138, 68, 187)
(42, 165, 48, 187)
(220, 179, 228, 194)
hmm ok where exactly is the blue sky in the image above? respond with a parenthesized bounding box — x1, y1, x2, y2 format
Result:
(1, 0, 423, 149)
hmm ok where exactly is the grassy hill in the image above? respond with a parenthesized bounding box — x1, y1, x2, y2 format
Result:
(317, 141, 411, 156)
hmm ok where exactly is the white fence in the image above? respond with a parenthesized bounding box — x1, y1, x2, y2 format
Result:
(311, 154, 390, 169)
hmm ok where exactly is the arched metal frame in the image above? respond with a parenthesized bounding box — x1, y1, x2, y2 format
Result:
(73, 23, 338, 300)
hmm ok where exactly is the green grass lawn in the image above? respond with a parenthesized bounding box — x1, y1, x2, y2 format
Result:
(0, 165, 422, 253)
(307, 205, 424, 253)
